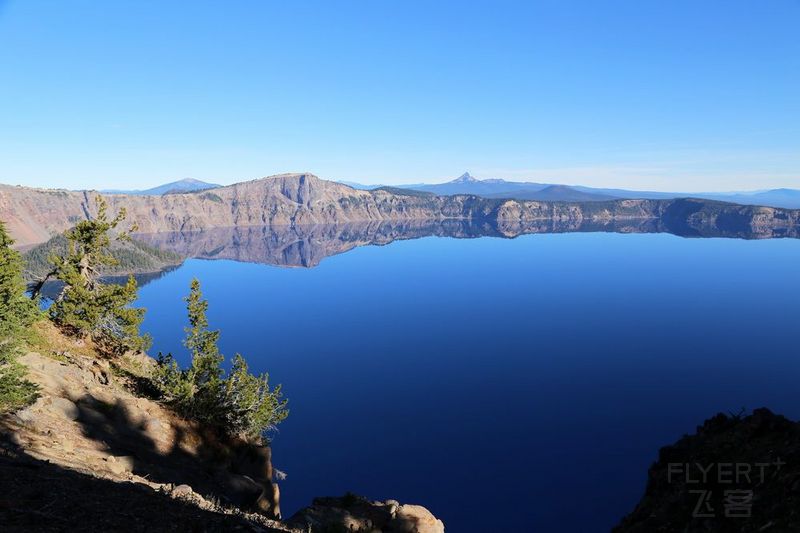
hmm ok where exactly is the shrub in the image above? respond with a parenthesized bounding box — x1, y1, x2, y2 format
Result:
(220, 354, 288, 439)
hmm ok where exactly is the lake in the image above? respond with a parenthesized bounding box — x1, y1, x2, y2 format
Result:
(133, 226, 800, 532)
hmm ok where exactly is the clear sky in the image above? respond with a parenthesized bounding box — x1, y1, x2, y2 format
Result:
(1, 0, 798, 192)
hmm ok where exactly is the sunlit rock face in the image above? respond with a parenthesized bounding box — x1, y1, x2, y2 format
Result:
(3, 173, 799, 248)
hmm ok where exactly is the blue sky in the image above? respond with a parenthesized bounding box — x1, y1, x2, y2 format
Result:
(1, 0, 798, 191)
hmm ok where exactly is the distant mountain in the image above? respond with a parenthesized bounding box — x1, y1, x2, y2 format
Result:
(706, 189, 800, 209)
(569, 185, 678, 200)
(335, 180, 386, 190)
(484, 184, 618, 202)
(400, 173, 800, 208)
(451, 172, 479, 184)
(102, 178, 221, 196)
(405, 172, 619, 200)
(571, 186, 800, 209)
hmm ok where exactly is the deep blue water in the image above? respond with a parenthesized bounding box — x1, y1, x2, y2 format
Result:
(135, 232, 800, 532)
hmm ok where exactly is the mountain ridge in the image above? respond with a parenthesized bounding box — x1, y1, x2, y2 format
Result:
(2, 173, 799, 248)
(102, 178, 221, 196)
(340, 172, 800, 208)
(483, 184, 617, 202)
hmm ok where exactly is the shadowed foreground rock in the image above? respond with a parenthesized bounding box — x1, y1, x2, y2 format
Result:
(0, 322, 291, 531)
(0, 442, 289, 532)
(615, 408, 800, 532)
(5, 347, 282, 519)
(287, 494, 445, 533)
(1, 322, 443, 532)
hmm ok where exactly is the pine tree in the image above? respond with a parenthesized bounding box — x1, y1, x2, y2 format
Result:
(0, 222, 39, 412)
(48, 196, 150, 355)
(153, 279, 288, 440)
(183, 278, 224, 423)
(184, 279, 224, 388)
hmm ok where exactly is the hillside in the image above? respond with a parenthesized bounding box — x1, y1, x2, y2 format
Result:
(21, 234, 184, 282)
(1, 321, 291, 531)
(0, 321, 444, 532)
(615, 408, 800, 532)
(1, 173, 799, 248)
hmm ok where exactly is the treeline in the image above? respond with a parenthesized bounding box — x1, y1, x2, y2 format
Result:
(0, 197, 287, 441)
(22, 233, 183, 282)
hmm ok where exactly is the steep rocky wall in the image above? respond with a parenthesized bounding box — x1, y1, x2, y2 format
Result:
(2, 173, 799, 247)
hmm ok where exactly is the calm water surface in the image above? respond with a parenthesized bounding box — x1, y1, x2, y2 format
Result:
(135, 231, 800, 532)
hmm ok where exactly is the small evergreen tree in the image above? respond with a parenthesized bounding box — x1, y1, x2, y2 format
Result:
(183, 278, 224, 421)
(48, 196, 150, 355)
(153, 279, 288, 440)
(0, 222, 39, 412)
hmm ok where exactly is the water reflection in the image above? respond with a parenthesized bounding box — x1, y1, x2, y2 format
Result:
(134, 217, 799, 269)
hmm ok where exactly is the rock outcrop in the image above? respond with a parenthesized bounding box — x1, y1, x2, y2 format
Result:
(1, 322, 285, 527)
(615, 408, 800, 532)
(288, 494, 445, 533)
(3, 173, 799, 248)
(0, 321, 445, 532)
(0, 448, 289, 532)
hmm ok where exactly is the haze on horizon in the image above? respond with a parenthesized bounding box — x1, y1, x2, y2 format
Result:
(0, 0, 798, 193)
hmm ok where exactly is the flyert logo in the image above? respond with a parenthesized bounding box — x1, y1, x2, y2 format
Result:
(667, 459, 786, 519)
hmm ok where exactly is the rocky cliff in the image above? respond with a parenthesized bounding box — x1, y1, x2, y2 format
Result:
(3, 173, 798, 248)
(615, 408, 800, 532)
(1, 321, 444, 532)
(1, 174, 480, 247)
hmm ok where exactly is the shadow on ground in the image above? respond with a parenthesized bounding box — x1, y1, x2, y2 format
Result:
(0, 434, 280, 532)
(70, 391, 280, 515)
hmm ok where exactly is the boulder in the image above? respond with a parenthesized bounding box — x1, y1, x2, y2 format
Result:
(219, 473, 264, 508)
(105, 455, 136, 476)
(89, 360, 110, 385)
(288, 494, 445, 533)
(171, 484, 195, 499)
(231, 444, 273, 482)
(394, 504, 445, 533)
(256, 482, 281, 519)
(15, 406, 37, 424)
(50, 397, 79, 421)
(228, 443, 281, 518)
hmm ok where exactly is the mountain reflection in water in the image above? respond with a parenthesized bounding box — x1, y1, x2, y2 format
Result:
(133, 216, 799, 270)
